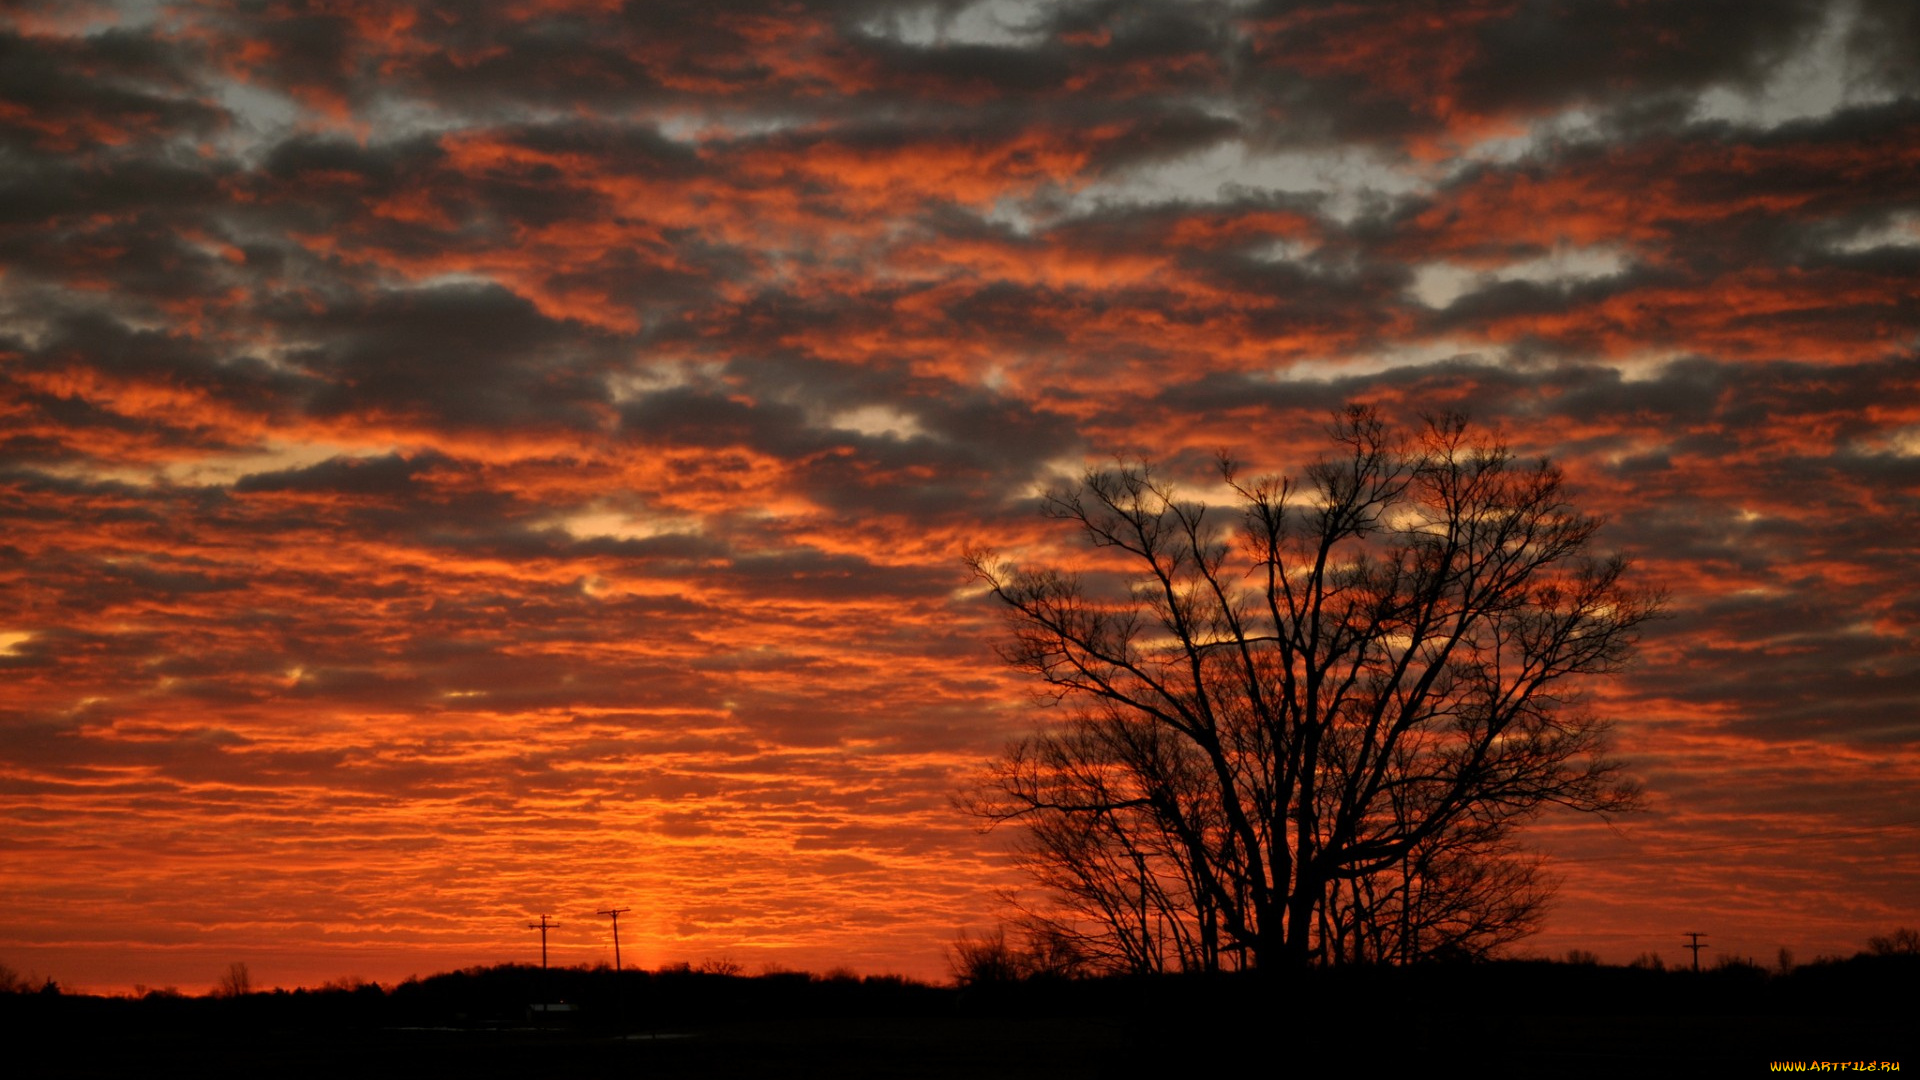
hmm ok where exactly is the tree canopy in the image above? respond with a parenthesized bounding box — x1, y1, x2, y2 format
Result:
(965, 406, 1659, 971)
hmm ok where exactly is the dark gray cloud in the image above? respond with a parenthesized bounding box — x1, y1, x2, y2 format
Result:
(1234, 0, 1829, 146)
(0, 27, 224, 153)
(287, 282, 618, 429)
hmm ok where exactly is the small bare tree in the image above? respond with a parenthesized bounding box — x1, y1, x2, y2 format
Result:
(215, 961, 252, 997)
(1867, 928, 1920, 956)
(945, 922, 1091, 985)
(965, 406, 1656, 970)
(946, 926, 1025, 986)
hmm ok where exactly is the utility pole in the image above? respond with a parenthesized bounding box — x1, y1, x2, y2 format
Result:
(528, 913, 559, 970)
(1683, 931, 1709, 972)
(596, 907, 632, 972)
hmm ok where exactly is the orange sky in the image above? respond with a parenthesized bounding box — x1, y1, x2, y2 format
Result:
(2, 0, 1917, 993)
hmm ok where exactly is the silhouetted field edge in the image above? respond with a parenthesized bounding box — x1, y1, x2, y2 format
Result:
(2, 955, 1911, 1078)
(4, 952, 1915, 1026)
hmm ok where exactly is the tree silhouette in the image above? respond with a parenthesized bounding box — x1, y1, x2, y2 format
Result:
(215, 961, 252, 997)
(946, 923, 1091, 985)
(1867, 928, 1920, 956)
(964, 406, 1656, 971)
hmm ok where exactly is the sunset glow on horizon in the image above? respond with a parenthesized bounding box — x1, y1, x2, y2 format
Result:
(3, 0, 1917, 995)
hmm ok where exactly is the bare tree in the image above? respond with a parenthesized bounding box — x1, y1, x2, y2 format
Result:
(1867, 928, 1920, 956)
(215, 961, 252, 997)
(945, 922, 1092, 985)
(964, 406, 1656, 971)
(1323, 817, 1553, 965)
(946, 926, 1026, 986)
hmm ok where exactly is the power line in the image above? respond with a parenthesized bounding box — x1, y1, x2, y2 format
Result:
(1683, 932, 1709, 973)
(527, 913, 559, 970)
(596, 907, 631, 973)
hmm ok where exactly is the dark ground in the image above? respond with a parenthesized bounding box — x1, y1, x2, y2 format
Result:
(26, 1012, 1912, 1078)
(6, 958, 1912, 1077)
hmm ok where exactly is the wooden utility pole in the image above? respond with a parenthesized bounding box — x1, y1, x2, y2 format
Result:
(597, 907, 632, 972)
(528, 914, 559, 970)
(1683, 931, 1709, 972)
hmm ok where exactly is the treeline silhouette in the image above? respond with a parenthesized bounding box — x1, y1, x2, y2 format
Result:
(2, 963, 948, 1033)
(6, 948, 1917, 1024)
(2, 947, 1911, 1078)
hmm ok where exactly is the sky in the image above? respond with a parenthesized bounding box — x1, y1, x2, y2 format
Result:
(2, 0, 1917, 994)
